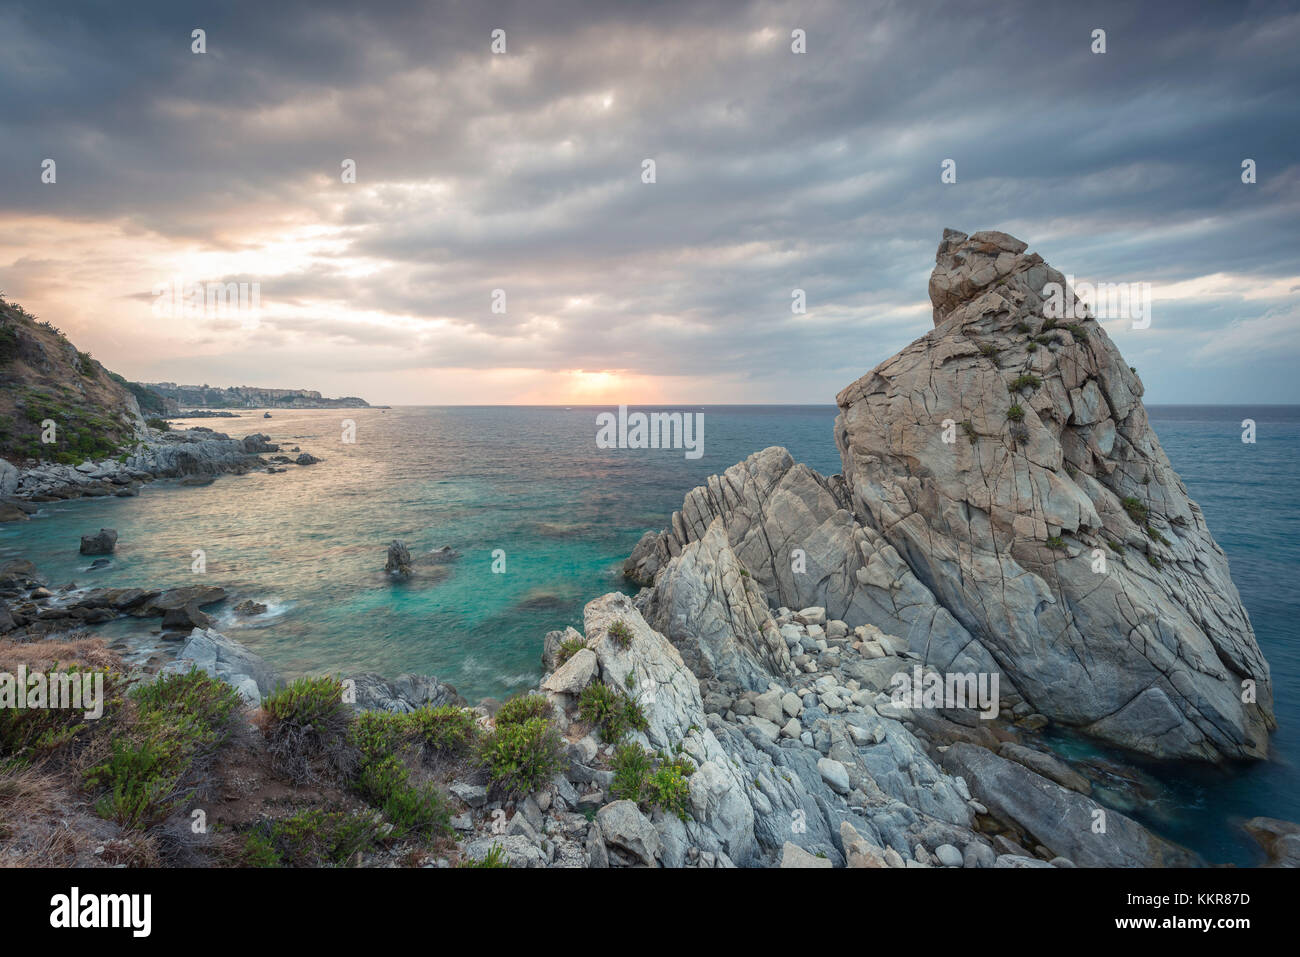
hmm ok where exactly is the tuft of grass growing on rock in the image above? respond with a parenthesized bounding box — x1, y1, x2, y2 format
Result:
(1006, 404, 1026, 422)
(960, 420, 977, 445)
(458, 843, 509, 868)
(555, 636, 588, 666)
(607, 620, 634, 649)
(1046, 535, 1066, 550)
(1007, 374, 1042, 393)
(1121, 496, 1148, 523)
(578, 682, 648, 744)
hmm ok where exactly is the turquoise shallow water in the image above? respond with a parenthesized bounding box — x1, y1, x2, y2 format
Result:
(2, 403, 1297, 864)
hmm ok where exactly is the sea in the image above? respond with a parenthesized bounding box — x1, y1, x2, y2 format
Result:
(2, 404, 1297, 865)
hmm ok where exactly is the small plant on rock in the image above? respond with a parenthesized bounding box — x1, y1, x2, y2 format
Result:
(607, 620, 634, 649)
(1121, 496, 1148, 523)
(578, 682, 648, 744)
(555, 636, 588, 666)
(1006, 404, 1026, 422)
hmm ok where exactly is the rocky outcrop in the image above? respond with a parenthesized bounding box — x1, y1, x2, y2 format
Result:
(833, 229, 1272, 761)
(1242, 817, 1300, 868)
(941, 743, 1199, 867)
(625, 446, 1003, 680)
(345, 672, 465, 713)
(5, 428, 317, 509)
(639, 519, 794, 690)
(385, 541, 413, 579)
(161, 628, 282, 704)
(79, 528, 118, 555)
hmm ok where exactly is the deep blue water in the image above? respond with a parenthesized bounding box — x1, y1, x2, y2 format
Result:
(2, 403, 1296, 864)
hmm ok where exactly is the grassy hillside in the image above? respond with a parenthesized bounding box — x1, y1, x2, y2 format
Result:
(0, 295, 145, 464)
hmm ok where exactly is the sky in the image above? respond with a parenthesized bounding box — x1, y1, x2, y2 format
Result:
(1, 0, 1297, 406)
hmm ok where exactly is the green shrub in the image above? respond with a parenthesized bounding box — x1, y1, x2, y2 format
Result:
(611, 742, 654, 801)
(977, 342, 999, 358)
(479, 717, 564, 800)
(555, 636, 588, 666)
(1147, 554, 1163, 570)
(353, 755, 451, 839)
(145, 417, 170, 432)
(960, 420, 977, 445)
(644, 758, 692, 821)
(607, 620, 634, 649)
(262, 676, 355, 784)
(245, 807, 386, 867)
(1046, 535, 1066, 550)
(1006, 404, 1025, 422)
(81, 669, 240, 829)
(578, 682, 648, 744)
(0, 665, 122, 767)
(1007, 374, 1041, 393)
(495, 693, 553, 727)
(610, 743, 692, 821)
(409, 705, 478, 760)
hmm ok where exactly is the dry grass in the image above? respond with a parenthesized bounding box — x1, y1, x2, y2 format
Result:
(0, 766, 100, 867)
(0, 635, 125, 674)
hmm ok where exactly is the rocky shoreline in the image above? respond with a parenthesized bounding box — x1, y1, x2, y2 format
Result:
(0, 425, 320, 521)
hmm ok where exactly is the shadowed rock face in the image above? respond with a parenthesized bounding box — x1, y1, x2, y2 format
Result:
(833, 229, 1273, 761)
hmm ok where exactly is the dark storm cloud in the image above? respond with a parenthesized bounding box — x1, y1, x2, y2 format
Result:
(1, 0, 1297, 401)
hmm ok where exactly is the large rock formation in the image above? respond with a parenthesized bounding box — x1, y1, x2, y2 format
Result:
(630, 229, 1272, 764)
(833, 229, 1272, 761)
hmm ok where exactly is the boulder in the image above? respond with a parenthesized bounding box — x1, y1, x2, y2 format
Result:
(541, 648, 598, 695)
(597, 800, 661, 866)
(161, 628, 281, 704)
(79, 528, 118, 555)
(779, 842, 832, 868)
(1242, 817, 1300, 868)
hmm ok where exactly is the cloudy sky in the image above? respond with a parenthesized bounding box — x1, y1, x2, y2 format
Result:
(1, 0, 1297, 405)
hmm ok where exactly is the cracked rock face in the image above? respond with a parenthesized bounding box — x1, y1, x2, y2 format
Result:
(834, 228, 1273, 761)
(625, 445, 1006, 681)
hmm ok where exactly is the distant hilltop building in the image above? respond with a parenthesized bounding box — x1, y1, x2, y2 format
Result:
(140, 382, 370, 411)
